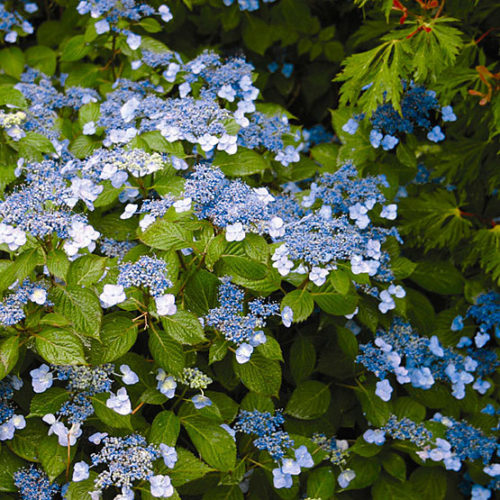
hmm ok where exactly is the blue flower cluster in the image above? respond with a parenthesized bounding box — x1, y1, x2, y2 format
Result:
(75, 433, 177, 498)
(364, 415, 432, 447)
(452, 291, 500, 348)
(206, 278, 280, 363)
(14, 465, 60, 500)
(0, 280, 50, 327)
(31, 364, 115, 424)
(15, 69, 99, 139)
(0, 376, 25, 441)
(234, 410, 314, 489)
(77, 1, 173, 51)
(342, 83, 456, 150)
(183, 164, 273, 239)
(223, 0, 277, 11)
(0, 1, 36, 44)
(312, 434, 356, 488)
(269, 165, 400, 293)
(118, 256, 173, 297)
(0, 158, 101, 256)
(100, 237, 136, 260)
(357, 318, 498, 401)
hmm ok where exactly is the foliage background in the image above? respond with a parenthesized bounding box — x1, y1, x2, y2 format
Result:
(0, 0, 498, 499)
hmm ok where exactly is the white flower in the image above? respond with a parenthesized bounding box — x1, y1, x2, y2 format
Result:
(120, 97, 140, 123)
(267, 216, 285, 238)
(155, 294, 177, 316)
(253, 187, 274, 205)
(225, 222, 245, 242)
(235, 343, 253, 364)
(217, 84, 236, 102)
(380, 203, 397, 220)
(94, 19, 110, 34)
(149, 475, 174, 498)
(309, 266, 329, 287)
(140, 214, 156, 230)
(72, 461, 90, 482)
(100, 284, 126, 308)
(106, 387, 132, 415)
(29, 288, 47, 305)
(281, 306, 293, 327)
(163, 62, 180, 82)
(158, 4, 173, 22)
(217, 134, 238, 155)
(338, 469, 356, 488)
(120, 364, 139, 385)
(120, 203, 138, 219)
(173, 197, 191, 213)
(126, 32, 142, 50)
(198, 133, 218, 152)
(83, 121, 96, 135)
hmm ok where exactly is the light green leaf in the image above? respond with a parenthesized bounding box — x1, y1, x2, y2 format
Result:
(286, 380, 331, 420)
(35, 328, 86, 364)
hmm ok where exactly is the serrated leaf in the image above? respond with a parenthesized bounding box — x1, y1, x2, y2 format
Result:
(148, 325, 185, 376)
(149, 410, 181, 447)
(29, 387, 69, 417)
(35, 328, 86, 364)
(233, 352, 281, 396)
(0, 336, 19, 380)
(286, 381, 331, 420)
(52, 286, 102, 339)
(161, 310, 206, 345)
(90, 313, 138, 364)
(281, 289, 314, 323)
(38, 434, 76, 480)
(140, 219, 192, 251)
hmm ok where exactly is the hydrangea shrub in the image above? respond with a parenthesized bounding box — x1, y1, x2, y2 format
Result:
(0, 0, 498, 499)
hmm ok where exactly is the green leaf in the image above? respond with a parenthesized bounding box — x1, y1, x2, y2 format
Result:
(91, 392, 133, 430)
(69, 135, 100, 158)
(0, 447, 24, 492)
(219, 256, 267, 281)
(281, 290, 314, 323)
(149, 410, 181, 446)
(184, 270, 220, 315)
(209, 339, 229, 364)
(344, 455, 381, 490)
(38, 434, 76, 480)
(0, 86, 27, 108)
(169, 448, 213, 487)
(306, 466, 336, 499)
(25, 46, 57, 76)
(9, 419, 46, 461)
(290, 337, 316, 384)
(0, 247, 44, 293)
(234, 352, 281, 396)
(90, 313, 138, 364)
(139, 17, 162, 33)
(382, 452, 406, 482)
(46, 249, 70, 281)
(61, 35, 91, 62)
(29, 387, 69, 417)
(35, 328, 86, 364)
(64, 472, 98, 500)
(161, 310, 207, 345)
(410, 260, 464, 295)
(52, 286, 102, 339)
(409, 467, 447, 500)
(0, 336, 19, 380)
(372, 475, 419, 500)
(202, 486, 244, 500)
(148, 326, 185, 376)
(354, 385, 391, 427)
(311, 284, 358, 316)
(180, 412, 236, 472)
(213, 148, 268, 176)
(286, 381, 331, 420)
(0, 47, 25, 79)
(67, 255, 107, 286)
(140, 219, 192, 251)
(243, 17, 273, 55)
(393, 397, 426, 422)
